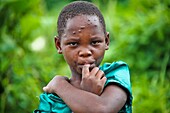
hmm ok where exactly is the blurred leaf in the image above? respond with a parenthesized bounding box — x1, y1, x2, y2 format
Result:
(0, 0, 170, 113)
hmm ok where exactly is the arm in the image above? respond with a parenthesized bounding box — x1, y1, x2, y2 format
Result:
(43, 76, 127, 113)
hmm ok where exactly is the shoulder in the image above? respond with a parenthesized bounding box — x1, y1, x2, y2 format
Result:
(100, 61, 131, 91)
(100, 61, 130, 81)
(100, 60, 131, 87)
(100, 61, 129, 74)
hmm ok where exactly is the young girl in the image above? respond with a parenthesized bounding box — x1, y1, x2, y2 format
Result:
(34, 1, 132, 113)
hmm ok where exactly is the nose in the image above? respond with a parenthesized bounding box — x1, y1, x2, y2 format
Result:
(79, 48, 92, 57)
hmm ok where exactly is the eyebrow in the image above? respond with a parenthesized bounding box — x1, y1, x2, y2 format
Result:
(63, 37, 80, 41)
(90, 35, 103, 40)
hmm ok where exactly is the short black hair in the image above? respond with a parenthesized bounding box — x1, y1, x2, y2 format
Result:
(57, 1, 106, 38)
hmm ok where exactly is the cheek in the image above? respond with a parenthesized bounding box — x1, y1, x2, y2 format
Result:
(96, 52, 104, 61)
(63, 49, 77, 64)
(94, 45, 105, 56)
(93, 48, 105, 64)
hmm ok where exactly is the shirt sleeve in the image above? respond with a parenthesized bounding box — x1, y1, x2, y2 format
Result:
(34, 93, 72, 113)
(100, 61, 133, 113)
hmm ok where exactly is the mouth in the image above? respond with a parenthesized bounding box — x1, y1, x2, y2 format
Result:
(78, 63, 96, 71)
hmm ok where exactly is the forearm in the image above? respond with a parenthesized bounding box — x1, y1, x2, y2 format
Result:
(54, 80, 127, 113)
(54, 79, 102, 113)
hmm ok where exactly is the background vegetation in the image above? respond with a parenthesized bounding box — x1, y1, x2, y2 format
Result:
(0, 0, 169, 113)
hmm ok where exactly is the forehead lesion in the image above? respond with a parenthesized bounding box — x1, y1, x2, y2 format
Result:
(65, 15, 101, 30)
(61, 15, 104, 39)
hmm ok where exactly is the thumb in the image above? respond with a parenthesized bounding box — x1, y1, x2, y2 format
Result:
(82, 64, 90, 78)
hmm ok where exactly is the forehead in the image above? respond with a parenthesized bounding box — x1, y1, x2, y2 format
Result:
(64, 15, 103, 34)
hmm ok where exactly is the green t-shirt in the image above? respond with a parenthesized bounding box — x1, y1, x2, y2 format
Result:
(34, 61, 133, 113)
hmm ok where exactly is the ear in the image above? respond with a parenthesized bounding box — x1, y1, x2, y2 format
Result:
(105, 32, 110, 50)
(54, 36, 62, 54)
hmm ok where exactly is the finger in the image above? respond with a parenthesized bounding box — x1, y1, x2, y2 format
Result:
(102, 76, 107, 82)
(43, 86, 49, 92)
(101, 76, 107, 85)
(95, 70, 104, 79)
(82, 64, 90, 77)
(90, 67, 99, 76)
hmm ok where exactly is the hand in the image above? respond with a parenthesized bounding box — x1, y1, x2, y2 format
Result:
(43, 76, 69, 93)
(80, 64, 107, 96)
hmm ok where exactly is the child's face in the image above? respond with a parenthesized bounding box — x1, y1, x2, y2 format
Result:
(56, 15, 109, 75)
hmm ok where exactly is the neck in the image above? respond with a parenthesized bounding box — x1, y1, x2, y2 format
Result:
(69, 72, 82, 89)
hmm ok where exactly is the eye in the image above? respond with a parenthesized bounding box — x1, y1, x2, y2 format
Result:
(91, 41, 101, 45)
(68, 42, 78, 46)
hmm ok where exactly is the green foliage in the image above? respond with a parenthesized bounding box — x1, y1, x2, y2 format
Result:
(0, 0, 169, 113)
(132, 75, 170, 113)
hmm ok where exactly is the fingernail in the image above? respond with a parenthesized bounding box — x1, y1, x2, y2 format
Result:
(43, 87, 47, 91)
